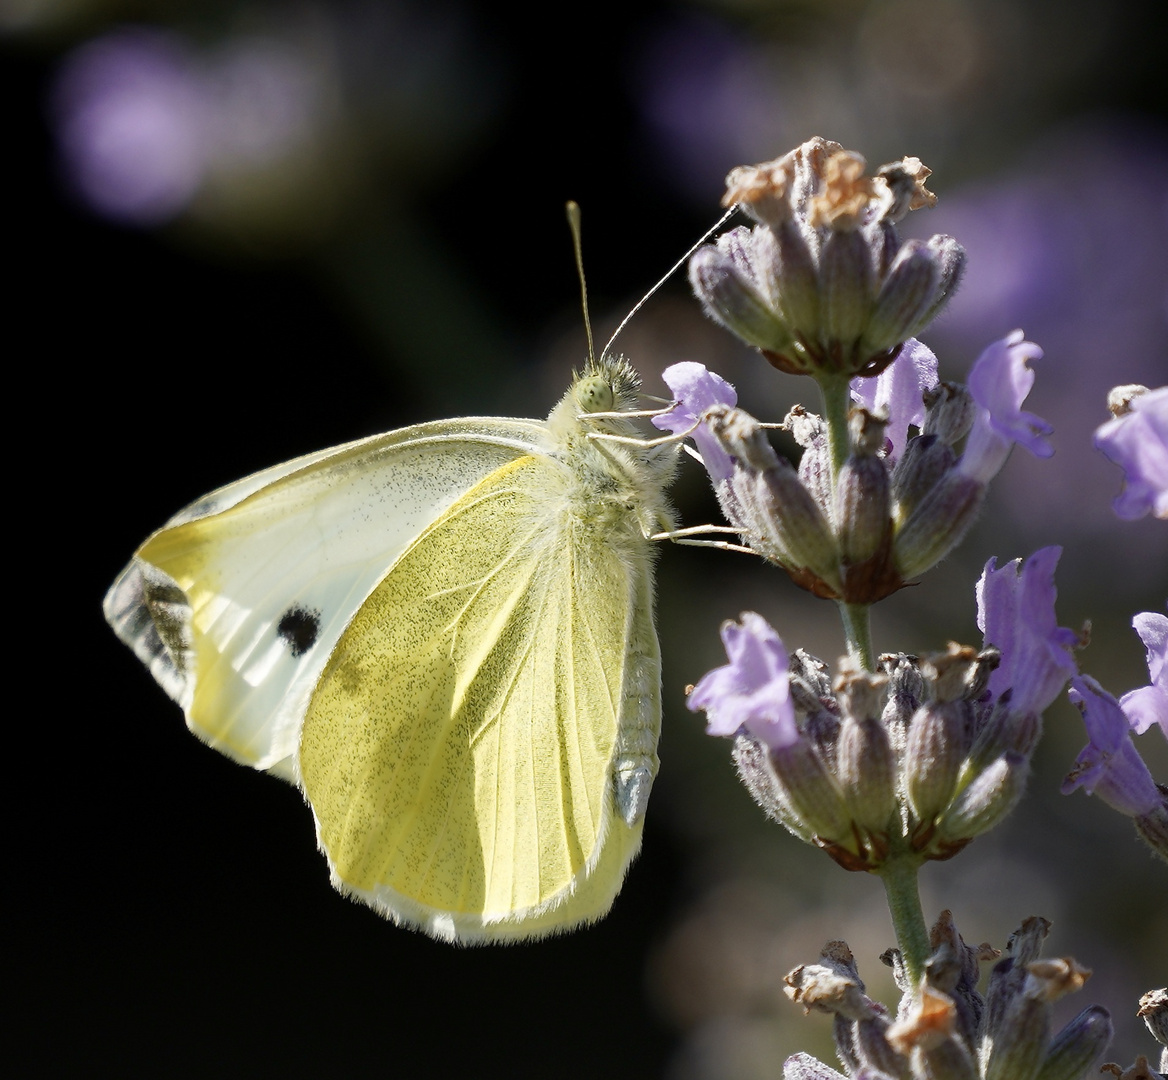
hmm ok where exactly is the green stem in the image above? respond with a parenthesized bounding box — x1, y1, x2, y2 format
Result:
(838, 601, 875, 671)
(878, 855, 930, 990)
(816, 372, 852, 484)
(818, 376, 876, 670)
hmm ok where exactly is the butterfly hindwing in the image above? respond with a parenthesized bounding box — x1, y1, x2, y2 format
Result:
(299, 452, 661, 941)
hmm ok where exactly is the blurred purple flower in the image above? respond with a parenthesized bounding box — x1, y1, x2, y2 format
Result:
(632, 15, 774, 202)
(52, 26, 323, 226)
(655, 362, 738, 483)
(901, 121, 1168, 558)
(1062, 676, 1162, 817)
(687, 613, 798, 750)
(959, 330, 1052, 484)
(976, 546, 1078, 716)
(52, 29, 210, 224)
(1120, 610, 1168, 738)
(849, 338, 938, 460)
(1094, 385, 1168, 521)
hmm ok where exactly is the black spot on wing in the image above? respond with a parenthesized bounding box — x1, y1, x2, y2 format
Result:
(278, 605, 322, 658)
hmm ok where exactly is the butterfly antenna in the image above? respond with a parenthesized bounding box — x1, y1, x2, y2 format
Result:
(601, 205, 737, 360)
(566, 201, 596, 366)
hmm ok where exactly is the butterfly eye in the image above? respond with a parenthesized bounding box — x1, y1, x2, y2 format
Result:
(575, 376, 615, 414)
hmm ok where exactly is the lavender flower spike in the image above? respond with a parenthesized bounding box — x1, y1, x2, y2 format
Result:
(1120, 610, 1168, 738)
(1062, 676, 1162, 818)
(959, 330, 1052, 484)
(849, 337, 939, 460)
(687, 612, 799, 750)
(654, 362, 738, 484)
(977, 546, 1078, 717)
(1094, 384, 1168, 520)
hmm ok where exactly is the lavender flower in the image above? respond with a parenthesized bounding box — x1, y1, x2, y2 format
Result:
(653, 362, 738, 483)
(849, 337, 939, 460)
(1094, 385, 1168, 520)
(687, 613, 798, 750)
(690, 138, 964, 378)
(959, 330, 1053, 484)
(1062, 677, 1162, 818)
(976, 546, 1078, 718)
(892, 331, 1051, 579)
(1119, 611, 1168, 739)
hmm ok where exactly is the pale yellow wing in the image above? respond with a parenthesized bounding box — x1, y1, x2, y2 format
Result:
(298, 453, 661, 943)
(104, 419, 546, 778)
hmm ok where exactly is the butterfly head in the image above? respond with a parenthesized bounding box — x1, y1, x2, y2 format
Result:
(572, 354, 642, 416)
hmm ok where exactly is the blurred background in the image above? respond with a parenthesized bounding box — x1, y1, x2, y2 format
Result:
(9, 0, 1165, 1075)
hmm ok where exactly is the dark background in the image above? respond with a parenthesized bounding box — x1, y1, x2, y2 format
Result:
(9, 1, 1166, 1076)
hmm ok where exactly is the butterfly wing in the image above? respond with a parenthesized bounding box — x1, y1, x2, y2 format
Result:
(104, 419, 546, 779)
(298, 452, 662, 942)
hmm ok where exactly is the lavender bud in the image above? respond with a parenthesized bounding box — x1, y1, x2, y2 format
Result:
(1139, 988, 1167, 1048)
(819, 228, 875, 362)
(708, 407, 842, 591)
(791, 648, 836, 701)
(906, 698, 972, 826)
(1008, 917, 1054, 965)
(910, 234, 966, 334)
(852, 1015, 912, 1079)
(982, 976, 1051, 1080)
(928, 911, 991, 1049)
(967, 696, 1040, 770)
(789, 407, 834, 515)
(835, 410, 893, 565)
(769, 738, 853, 843)
(921, 1039, 980, 1080)
(733, 733, 814, 842)
(906, 649, 980, 827)
(891, 434, 958, 525)
(894, 471, 986, 579)
(881, 653, 925, 750)
(888, 987, 978, 1080)
(804, 705, 842, 765)
(936, 753, 1028, 842)
(876, 156, 938, 223)
(1134, 793, 1168, 862)
(1035, 1005, 1113, 1080)
(723, 160, 794, 226)
(985, 957, 1093, 1074)
(784, 941, 874, 1021)
(862, 239, 941, 355)
(689, 245, 794, 353)
(985, 919, 1052, 1040)
(836, 669, 897, 834)
(867, 217, 903, 277)
(773, 217, 822, 341)
(923, 382, 977, 445)
(749, 224, 784, 304)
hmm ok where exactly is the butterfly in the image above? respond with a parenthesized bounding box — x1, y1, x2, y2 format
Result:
(104, 353, 678, 943)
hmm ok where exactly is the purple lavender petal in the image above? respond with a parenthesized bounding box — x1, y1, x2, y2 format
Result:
(1094, 386, 1168, 520)
(850, 338, 939, 460)
(959, 330, 1053, 483)
(977, 546, 1078, 716)
(687, 612, 798, 750)
(1119, 610, 1168, 737)
(655, 362, 738, 483)
(1062, 676, 1162, 817)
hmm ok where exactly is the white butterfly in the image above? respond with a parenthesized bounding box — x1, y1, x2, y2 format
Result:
(105, 354, 678, 943)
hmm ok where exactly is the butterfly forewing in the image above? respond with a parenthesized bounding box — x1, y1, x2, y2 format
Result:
(106, 420, 546, 775)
